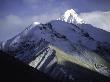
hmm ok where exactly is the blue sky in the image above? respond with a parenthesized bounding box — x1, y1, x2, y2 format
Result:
(0, 0, 110, 41)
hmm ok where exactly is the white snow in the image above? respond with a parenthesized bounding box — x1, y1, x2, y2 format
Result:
(33, 22, 40, 25)
(58, 9, 84, 24)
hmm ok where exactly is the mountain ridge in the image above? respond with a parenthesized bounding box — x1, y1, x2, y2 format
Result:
(0, 9, 110, 81)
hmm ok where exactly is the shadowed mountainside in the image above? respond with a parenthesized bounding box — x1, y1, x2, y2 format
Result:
(0, 50, 110, 82)
(0, 51, 61, 82)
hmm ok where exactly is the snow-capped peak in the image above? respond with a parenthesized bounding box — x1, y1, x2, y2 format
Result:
(31, 22, 40, 27)
(33, 22, 40, 25)
(58, 9, 84, 24)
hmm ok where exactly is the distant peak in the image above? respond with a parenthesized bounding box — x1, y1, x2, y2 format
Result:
(27, 22, 40, 30)
(64, 9, 77, 17)
(33, 22, 40, 25)
(58, 9, 84, 24)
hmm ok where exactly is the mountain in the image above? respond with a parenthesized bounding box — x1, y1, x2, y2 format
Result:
(0, 9, 110, 82)
(57, 9, 84, 24)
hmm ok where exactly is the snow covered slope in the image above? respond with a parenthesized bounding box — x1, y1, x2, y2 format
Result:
(0, 9, 110, 81)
